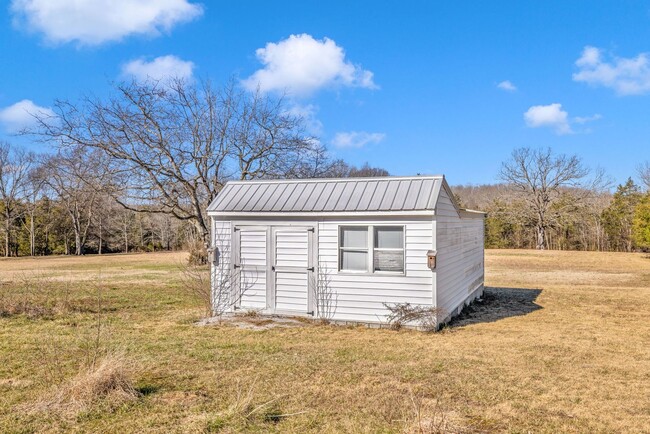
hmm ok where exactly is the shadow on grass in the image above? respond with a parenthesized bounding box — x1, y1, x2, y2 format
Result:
(448, 286, 542, 327)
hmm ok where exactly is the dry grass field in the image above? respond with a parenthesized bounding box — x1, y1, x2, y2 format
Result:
(0, 249, 649, 433)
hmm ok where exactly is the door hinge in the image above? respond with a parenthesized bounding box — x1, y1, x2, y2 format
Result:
(307, 311, 314, 316)
(307, 267, 314, 272)
(233, 264, 240, 269)
(307, 227, 315, 232)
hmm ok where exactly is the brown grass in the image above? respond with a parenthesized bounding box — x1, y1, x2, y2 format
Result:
(0, 249, 649, 433)
(31, 353, 140, 416)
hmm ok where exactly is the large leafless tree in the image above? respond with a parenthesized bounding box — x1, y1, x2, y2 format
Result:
(30, 78, 326, 242)
(499, 147, 599, 250)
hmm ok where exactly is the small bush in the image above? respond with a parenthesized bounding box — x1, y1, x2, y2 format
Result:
(383, 303, 447, 332)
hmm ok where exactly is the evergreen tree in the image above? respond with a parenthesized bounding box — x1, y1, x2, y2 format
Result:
(632, 193, 650, 251)
(602, 179, 642, 252)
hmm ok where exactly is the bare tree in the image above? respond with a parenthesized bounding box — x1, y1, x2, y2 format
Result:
(0, 142, 34, 257)
(499, 147, 596, 250)
(30, 78, 322, 244)
(42, 148, 104, 255)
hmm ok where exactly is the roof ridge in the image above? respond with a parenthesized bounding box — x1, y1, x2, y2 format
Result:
(221, 175, 444, 185)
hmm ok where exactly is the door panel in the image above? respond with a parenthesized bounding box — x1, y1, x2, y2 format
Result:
(272, 227, 313, 313)
(275, 271, 309, 311)
(275, 231, 309, 268)
(238, 229, 267, 309)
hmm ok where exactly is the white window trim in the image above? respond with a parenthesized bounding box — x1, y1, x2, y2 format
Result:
(338, 225, 406, 275)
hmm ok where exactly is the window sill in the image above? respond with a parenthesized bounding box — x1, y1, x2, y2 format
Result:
(337, 270, 406, 277)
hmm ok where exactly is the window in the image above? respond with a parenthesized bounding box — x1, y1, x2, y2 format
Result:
(374, 226, 404, 272)
(338, 225, 405, 273)
(339, 226, 368, 271)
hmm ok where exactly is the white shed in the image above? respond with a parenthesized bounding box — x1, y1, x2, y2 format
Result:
(207, 175, 485, 326)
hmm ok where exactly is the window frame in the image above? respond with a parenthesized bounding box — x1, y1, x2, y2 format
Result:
(373, 226, 406, 274)
(337, 224, 406, 275)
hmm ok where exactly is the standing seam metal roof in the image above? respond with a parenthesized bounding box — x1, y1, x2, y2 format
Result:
(207, 176, 445, 213)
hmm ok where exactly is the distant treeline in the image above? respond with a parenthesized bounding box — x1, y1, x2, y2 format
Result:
(454, 178, 650, 252)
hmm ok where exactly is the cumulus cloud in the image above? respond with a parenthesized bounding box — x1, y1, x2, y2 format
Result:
(122, 55, 194, 82)
(0, 99, 54, 133)
(242, 34, 377, 97)
(573, 46, 650, 95)
(331, 131, 385, 149)
(10, 0, 203, 46)
(524, 103, 572, 135)
(497, 80, 517, 91)
(524, 103, 602, 135)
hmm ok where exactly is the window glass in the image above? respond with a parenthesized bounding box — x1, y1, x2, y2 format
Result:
(375, 227, 404, 249)
(341, 250, 368, 271)
(374, 250, 404, 272)
(341, 227, 368, 248)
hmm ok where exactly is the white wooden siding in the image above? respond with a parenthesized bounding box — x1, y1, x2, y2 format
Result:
(239, 229, 268, 309)
(318, 218, 434, 323)
(435, 188, 484, 319)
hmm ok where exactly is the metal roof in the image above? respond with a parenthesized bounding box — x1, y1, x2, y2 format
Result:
(207, 176, 448, 214)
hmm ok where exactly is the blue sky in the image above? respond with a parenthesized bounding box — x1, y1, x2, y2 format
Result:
(1, 1, 649, 186)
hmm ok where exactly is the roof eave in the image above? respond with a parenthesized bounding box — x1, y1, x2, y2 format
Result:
(208, 210, 437, 218)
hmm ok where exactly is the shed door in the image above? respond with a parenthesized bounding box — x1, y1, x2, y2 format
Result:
(235, 227, 268, 309)
(272, 227, 314, 314)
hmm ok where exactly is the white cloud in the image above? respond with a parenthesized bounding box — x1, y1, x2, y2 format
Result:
(573, 114, 602, 124)
(10, 0, 203, 46)
(573, 46, 650, 95)
(497, 80, 517, 91)
(331, 131, 385, 149)
(0, 99, 54, 133)
(524, 103, 602, 135)
(524, 103, 572, 135)
(122, 55, 194, 82)
(242, 34, 377, 97)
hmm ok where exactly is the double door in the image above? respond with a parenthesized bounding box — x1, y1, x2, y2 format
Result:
(234, 225, 315, 314)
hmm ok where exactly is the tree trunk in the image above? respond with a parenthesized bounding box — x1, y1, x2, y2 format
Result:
(75, 230, 82, 255)
(30, 211, 35, 256)
(536, 225, 546, 250)
(98, 219, 103, 255)
(124, 220, 129, 253)
(4, 214, 10, 258)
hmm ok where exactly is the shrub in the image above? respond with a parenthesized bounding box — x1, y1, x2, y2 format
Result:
(383, 303, 446, 332)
